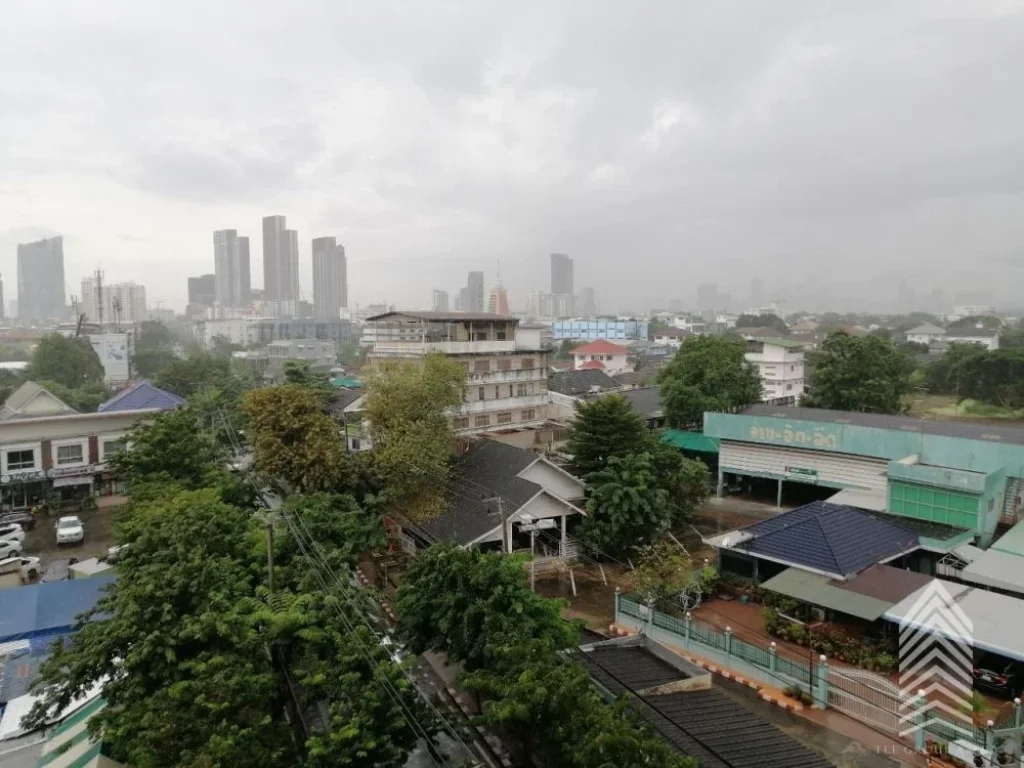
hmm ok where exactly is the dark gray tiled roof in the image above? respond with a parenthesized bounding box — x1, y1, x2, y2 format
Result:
(418, 440, 543, 545)
(366, 310, 515, 322)
(325, 388, 363, 415)
(734, 501, 919, 577)
(615, 386, 663, 418)
(738, 403, 1024, 446)
(548, 369, 620, 396)
(576, 646, 834, 768)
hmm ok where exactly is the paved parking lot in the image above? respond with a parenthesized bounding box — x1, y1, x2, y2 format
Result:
(21, 500, 119, 567)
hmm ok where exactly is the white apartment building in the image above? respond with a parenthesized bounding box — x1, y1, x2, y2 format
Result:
(904, 323, 946, 346)
(366, 311, 549, 436)
(745, 339, 804, 402)
(80, 277, 148, 326)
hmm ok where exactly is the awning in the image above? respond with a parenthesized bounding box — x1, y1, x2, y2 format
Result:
(660, 430, 720, 454)
(52, 475, 94, 488)
(760, 568, 896, 621)
(961, 548, 1024, 593)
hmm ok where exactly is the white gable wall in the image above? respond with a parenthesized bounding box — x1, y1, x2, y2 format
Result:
(518, 460, 584, 500)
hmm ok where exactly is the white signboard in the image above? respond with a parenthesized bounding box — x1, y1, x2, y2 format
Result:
(88, 333, 131, 383)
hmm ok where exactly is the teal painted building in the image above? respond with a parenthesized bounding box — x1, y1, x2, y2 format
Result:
(703, 405, 1024, 547)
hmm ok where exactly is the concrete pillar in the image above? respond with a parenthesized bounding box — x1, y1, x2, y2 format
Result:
(768, 642, 778, 675)
(725, 626, 733, 657)
(985, 720, 995, 753)
(614, 586, 621, 621)
(776, 478, 784, 508)
(716, 467, 724, 498)
(914, 691, 927, 753)
(684, 612, 692, 649)
(646, 599, 655, 635)
(813, 655, 829, 710)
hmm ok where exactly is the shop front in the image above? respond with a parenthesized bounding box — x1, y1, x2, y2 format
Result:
(0, 464, 110, 512)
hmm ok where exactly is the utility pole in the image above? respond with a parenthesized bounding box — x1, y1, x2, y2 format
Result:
(266, 516, 275, 592)
(497, 497, 508, 554)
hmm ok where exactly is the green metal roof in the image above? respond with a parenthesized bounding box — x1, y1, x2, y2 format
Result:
(660, 429, 720, 454)
(756, 337, 806, 349)
(330, 377, 362, 388)
(760, 568, 895, 621)
(991, 518, 1024, 557)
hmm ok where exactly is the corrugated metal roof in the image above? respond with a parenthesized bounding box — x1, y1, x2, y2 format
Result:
(548, 369, 620, 396)
(760, 568, 894, 621)
(835, 564, 932, 604)
(961, 548, 1024, 593)
(0, 575, 114, 643)
(991, 518, 1024, 556)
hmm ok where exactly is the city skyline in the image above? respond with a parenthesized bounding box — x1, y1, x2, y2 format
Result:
(6, 3, 1024, 314)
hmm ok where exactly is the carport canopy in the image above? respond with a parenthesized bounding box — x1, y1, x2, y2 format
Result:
(760, 567, 896, 621)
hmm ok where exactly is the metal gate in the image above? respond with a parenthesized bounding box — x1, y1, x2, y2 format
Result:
(828, 667, 903, 733)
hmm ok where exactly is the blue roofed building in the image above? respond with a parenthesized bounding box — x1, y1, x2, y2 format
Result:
(97, 381, 185, 413)
(0, 575, 114, 650)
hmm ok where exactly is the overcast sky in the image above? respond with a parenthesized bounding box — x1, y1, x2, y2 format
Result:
(3, 0, 1024, 314)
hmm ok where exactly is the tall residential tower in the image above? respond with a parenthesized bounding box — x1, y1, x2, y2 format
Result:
(311, 237, 348, 319)
(213, 229, 252, 307)
(262, 215, 300, 314)
(17, 236, 66, 321)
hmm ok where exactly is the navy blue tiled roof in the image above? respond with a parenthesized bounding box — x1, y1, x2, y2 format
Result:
(736, 501, 920, 578)
(98, 380, 186, 413)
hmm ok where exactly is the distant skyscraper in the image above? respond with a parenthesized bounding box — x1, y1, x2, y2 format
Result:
(81, 275, 148, 326)
(312, 236, 348, 319)
(466, 271, 485, 312)
(579, 286, 598, 316)
(432, 289, 449, 312)
(0, 273, 5, 320)
(550, 253, 573, 296)
(17, 236, 66, 321)
(487, 281, 509, 316)
(696, 283, 719, 311)
(213, 229, 252, 307)
(188, 274, 217, 306)
(262, 215, 300, 313)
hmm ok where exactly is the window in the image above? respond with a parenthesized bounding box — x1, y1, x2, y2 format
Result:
(516, 383, 532, 397)
(478, 386, 486, 401)
(474, 359, 490, 373)
(496, 330, 507, 340)
(103, 439, 127, 457)
(6, 450, 33, 470)
(508, 384, 514, 397)
(790, 365, 795, 371)
(497, 412, 512, 424)
(497, 358, 512, 371)
(453, 417, 470, 430)
(495, 386, 502, 398)
(521, 358, 534, 370)
(786, 383, 793, 391)
(474, 415, 490, 428)
(56, 444, 84, 466)
(351, 438, 361, 451)
(521, 409, 536, 421)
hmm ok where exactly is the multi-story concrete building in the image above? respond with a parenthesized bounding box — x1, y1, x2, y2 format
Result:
(578, 286, 598, 316)
(744, 338, 804, 402)
(487, 281, 509, 316)
(550, 253, 573, 296)
(193, 316, 355, 347)
(187, 274, 216, 307)
(80, 277, 148, 326)
(466, 271, 485, 312)
(17, 237, 66, 321)
(0, 380, 183, 509)
(262, 215, 299, 311)
(366, 310, 548, 435)
(431, 290, 449, 312)
(550, 318, 648, 342)
(213, 229, 251, 307)
(311, 237, 347, 319)
(572, 340, 632, 376)
(267, 338, 336, 376)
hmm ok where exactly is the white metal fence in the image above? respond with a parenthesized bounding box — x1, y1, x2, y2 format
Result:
(827, 667, 902, 733)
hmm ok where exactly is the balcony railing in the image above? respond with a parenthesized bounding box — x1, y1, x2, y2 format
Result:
(372, 340, 517, 355)
(467, 367, 547, 383)
(456, 394, 549, 415)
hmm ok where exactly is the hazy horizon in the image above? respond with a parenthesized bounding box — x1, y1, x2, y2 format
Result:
(4, 1, 1024, 315)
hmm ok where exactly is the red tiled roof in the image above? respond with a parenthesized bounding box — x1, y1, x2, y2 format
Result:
(576, 359, 606, 370)
(574, 339, 627, 355)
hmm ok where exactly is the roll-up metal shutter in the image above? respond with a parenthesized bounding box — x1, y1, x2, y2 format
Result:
(720, 441, 889, 492)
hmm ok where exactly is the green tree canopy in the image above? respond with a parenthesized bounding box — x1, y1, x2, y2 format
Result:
(566, 394, 651, 478)
(363, 353, 464, 519)
(36, 379, 110, 413)
(27, 333, 104, 389)
(136, 320, 176, 351)
(649, 442, 710, 526)
(581, 452, 671, 557)
(109, 406, 224, 490)
(154, 350, 234, 398)
(243, 384, 348, 492)
(657, 335, 763, 428)
(947, 315, 1002, 330)
(735, 313, 788, 332)
(927, 345, 1024, 408)
(803, 332, 912, 414)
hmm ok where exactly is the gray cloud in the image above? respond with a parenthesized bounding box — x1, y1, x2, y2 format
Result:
(3, 0, 1024, 312)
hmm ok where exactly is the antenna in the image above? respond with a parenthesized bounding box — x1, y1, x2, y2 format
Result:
(94, 268, 104, 327)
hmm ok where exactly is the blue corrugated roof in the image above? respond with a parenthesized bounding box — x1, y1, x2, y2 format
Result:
(736, 501, 920, 578)
(0, 575, 115, 643)
(98, 380, 186, 413)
